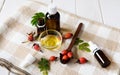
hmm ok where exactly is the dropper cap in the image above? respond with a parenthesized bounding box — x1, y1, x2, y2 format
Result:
(88, 41, 100, 54)
(48, 3, 57, 15)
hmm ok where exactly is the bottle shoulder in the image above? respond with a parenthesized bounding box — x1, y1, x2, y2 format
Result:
(94, 50, 103, 54)
(46, 12, 60, 18)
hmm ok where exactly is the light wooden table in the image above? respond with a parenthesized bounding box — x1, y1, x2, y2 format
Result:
(0, 0, 120, 74)
(0, 0, 120, 29)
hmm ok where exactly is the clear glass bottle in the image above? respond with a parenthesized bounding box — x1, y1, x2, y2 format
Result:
(37, 18, 46, 36)
(45, 4, 60, 32)
(89, 41, 111, 68)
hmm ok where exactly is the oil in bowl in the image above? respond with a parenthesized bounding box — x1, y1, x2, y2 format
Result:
(39, 29, 62, 50)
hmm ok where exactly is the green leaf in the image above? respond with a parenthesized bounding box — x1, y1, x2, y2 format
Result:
(31, 12, 45, 27)
(38, 58, 50, 75)
(79, 44, 91, 52)
(75, 38, 84, 45)
(83, 47, 91, 52)
(32, 16, 39, 19)
(31, 19, 37, 26)
(79, 44, 84, 50)
(35, 12, 45, 18)
(79, 39, 84, 43)
(78, 41, 91, 52)
(81, 43, 89, 47)
(43, 70, 48, 75)
(75, 38, 91, 52)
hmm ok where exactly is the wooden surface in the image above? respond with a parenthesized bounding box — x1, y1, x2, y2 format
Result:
(0, 0, 120, 74)
(0, 1, 120, 75)
(0, 0, 120, 29)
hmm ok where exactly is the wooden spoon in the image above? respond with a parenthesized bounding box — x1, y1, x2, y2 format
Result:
(60, 23, 83, 64)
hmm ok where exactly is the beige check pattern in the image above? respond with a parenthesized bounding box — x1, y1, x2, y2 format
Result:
(0, 0, 120, 75)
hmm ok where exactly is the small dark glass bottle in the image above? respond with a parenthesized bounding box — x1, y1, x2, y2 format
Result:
(37, 18, 46, 36)
(45, 4, 60, 31)
(94, 50, 111, 68)
(89, 41, 111, 68)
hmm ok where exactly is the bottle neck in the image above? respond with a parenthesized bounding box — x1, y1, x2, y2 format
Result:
(48, 3, 57, 15)
(48, 11, 57, 15)
(88, 41, 100, 54)
(37, 24, 45, 28)
(93, 48, 100, 54)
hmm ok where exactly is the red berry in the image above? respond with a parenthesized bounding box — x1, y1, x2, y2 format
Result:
(61, 50, 68, 55)
(79, 57, 87, 64)
(28, 34, 33, 41)
(49, 56, 57, 61)
(62, 55, 69, 60)
(33, 44, 40, 51)
(63, 32, 73, 39)
(67, 52, 73, 58)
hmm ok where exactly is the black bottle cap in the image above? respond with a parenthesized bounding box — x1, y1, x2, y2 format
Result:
(38, 18, 45, 26)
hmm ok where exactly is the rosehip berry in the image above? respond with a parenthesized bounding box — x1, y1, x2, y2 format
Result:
(28, 34, 33, 41)
(49, 56, 57, 61)
(67, 52, 73, 58)
(79, 57, 87, 64)
(33, 43, 40, 51)
(62, 55, 69, 60)
(63, 32, 73, 39)
(61, 50, 68, 55)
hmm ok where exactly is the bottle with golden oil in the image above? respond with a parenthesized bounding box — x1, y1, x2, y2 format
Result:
(45, 3, 60, 32)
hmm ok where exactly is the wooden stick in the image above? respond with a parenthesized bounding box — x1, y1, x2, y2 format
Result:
(67, 23, 83, 51)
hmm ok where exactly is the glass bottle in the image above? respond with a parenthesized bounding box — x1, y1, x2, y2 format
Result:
(45, 4, 60, 32)
(37, 18, 46, 36)
(89, 41, 111, 68)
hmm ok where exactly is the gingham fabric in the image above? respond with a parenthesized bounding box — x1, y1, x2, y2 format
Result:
(0, 0, 120, 75)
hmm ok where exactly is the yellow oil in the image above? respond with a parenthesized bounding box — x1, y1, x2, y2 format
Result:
(40, 35, 61, 50)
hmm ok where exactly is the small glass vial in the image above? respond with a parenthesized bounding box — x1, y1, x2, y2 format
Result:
(45, 3, 60, 31)
(20, 53, 36, 68)
(37, 18, 46, 36)
(88, 41, 111, 68)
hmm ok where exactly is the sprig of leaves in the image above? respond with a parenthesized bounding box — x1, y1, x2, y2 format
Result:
(31, 12, 45, 27)
(75, 38, 84, 45)
(75, 38, 91, 52)
(38, 58, 50, 75)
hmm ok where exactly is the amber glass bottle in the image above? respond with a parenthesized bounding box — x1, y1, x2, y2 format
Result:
(89, 41, 111, 68)
(45, 4, 60, 32)
(94, 50, 111, 68)
(37, 18, 46, 36)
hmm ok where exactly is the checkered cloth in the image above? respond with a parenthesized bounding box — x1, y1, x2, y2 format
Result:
(0, 0, 120, 75)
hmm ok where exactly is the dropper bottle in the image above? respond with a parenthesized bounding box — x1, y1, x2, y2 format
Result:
(37, 18, 46, 36)
(88, 41, 111, 68)
(45, 3, 60, 31)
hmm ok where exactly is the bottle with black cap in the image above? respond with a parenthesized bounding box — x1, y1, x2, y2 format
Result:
(45, 3, 60, 31)
(37, 18, 46, 36)
(88, 41, 111, 68)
